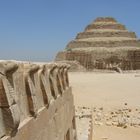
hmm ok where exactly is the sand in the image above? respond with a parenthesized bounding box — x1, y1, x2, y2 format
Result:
(69, 72, 140, 140)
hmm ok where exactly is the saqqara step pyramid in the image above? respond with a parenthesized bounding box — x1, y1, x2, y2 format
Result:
(56, 17, 140, 71)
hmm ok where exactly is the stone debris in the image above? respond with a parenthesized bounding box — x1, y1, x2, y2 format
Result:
(75, 107, 93, 140)
(92, 106, 140, 128)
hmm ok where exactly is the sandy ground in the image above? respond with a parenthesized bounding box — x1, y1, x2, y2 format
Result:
(69, 72, 140, 140)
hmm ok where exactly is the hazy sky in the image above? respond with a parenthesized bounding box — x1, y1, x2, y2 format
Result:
(0, 0, 140, 61)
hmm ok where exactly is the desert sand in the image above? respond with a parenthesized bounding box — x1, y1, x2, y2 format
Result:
(69, 72, 140, 140)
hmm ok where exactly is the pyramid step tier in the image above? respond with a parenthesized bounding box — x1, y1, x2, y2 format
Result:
(94, 17, 117, 22)
(67, 39, 139, 49)
(91, 22, 119, 25)
(85, 23, 126, 31)
(76, 31, 136, 39)
(85, 29, 128, 32)
(76, 37, 137, 41)
(68, 46, 140, 52)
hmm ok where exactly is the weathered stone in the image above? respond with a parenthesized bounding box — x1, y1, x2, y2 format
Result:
(0, 60, 77, 140)
(105, 121, 112, 126)
(75, 107, 93, 140)
(0, 109, 5, 138)
(55, 17, 140, 71)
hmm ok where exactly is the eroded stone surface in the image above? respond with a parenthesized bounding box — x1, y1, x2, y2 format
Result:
(0, 60, 77, 140)
(56, 17, 140, 71)
(75, 107, 93, 140)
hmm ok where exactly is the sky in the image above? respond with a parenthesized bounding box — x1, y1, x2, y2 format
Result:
(0, 0, 140, 62)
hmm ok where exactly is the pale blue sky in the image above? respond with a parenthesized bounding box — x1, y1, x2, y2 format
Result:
(0, 0, 140, 61)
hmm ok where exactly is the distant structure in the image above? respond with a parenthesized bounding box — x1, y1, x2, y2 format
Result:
(56, 17, 140, 70)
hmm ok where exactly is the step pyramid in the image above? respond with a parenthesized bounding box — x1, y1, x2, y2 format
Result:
(67, 17, 139, 49)
(56, 17, 140, 70)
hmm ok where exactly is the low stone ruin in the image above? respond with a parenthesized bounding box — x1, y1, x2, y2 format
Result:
(56, 60, 86, 72)
(0, 60, 77, 140)
(56, 17, 140, 71)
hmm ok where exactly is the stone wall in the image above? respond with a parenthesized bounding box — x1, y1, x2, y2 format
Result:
(94, 17, 117, 22)
(76, 31, 136, 39)
(127, 50, 140, 69)
(56, 49, 140, 71)
(65, 51, 93, 70)
(56, 61, 86, 72)
(67, 40, 139, 49)
(85, 23, 126, 31)
(55, 51, 66, 61)
(55, 17, 140, 71)
(0, 60, 77, 140)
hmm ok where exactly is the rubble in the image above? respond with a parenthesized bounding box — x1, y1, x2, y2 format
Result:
(75, 107, 93, 140)
(92, 106, 140, 128)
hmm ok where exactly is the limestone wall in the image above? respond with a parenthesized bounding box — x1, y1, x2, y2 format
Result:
(67, 39, 139, 49)
(76, 31, 136, 39)
(56, 60, 86, 72)
(127, 50, 140, 69)
(85, 23, 126, 31)
(55, 49, 140, 70)
(94, 17, 117, 22)
(65, 52, 93, 70)
(0, 61, 77, 140)
(55, 17, 140, 71)
(55, 51, 66, 61)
